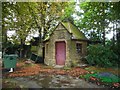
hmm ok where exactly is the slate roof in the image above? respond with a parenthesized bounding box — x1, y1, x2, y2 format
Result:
(44, 22, 88, 41)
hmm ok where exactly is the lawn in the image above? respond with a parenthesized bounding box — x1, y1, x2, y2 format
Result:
(80, 66, 120, 88)
(85, 66, 120, 76)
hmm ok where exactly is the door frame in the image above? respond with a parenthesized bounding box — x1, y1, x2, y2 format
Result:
(55, 41, 66, 65)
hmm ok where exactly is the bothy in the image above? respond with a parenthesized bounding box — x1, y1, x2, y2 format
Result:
(44, 22, 88, 67)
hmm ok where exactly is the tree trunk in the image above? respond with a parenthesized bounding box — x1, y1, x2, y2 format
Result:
(20, 39, 25, 58)
(112, 21, 116, 47)
(102, 30, 105, 46)
(2, 26, 7, 48)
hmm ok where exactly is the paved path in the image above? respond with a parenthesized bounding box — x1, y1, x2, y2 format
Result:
(3, 74, 106, 88)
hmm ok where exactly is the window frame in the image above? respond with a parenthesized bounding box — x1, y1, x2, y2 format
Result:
(76, 42, 82, 54)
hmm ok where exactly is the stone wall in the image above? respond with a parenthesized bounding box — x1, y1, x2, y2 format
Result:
(44, 24, 87, 67)
(44, 23, 72, 66)
(69, 40, 87, 66)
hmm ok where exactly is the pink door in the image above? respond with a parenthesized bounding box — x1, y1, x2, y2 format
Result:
(55, 41, 66, 65)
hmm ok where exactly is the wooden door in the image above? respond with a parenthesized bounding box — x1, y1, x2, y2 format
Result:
(55, 41, 66, 65)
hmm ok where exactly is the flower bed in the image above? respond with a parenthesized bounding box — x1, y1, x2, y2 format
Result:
(79, 72, 120, 88)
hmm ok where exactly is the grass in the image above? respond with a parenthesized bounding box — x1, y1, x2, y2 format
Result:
(63, 66, 71, 70)
(40, 64, 53, 69)
(85, 66, 120, 76)
(81, 66, 120, 88)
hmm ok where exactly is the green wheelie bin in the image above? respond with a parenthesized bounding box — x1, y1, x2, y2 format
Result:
(3, 54, 18, 68)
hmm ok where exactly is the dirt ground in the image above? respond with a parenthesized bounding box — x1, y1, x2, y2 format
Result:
(1, 60, 120, 89)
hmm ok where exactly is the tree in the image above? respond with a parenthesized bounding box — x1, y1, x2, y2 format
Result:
(34, 2, 75, 40)
(2, 2, 14, 46)
(111, 2, 120, 64)
(73, 2, 120, 66)
(2, 2, 75, 58)
(74, 2, 112, 45)
(2, 2, 39, 57)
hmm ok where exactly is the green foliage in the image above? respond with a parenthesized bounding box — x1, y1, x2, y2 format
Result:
(73, 2, 120, 46)
(81, 72, 120, 83)
(111, 42, 120, 66)
(74, 2, 110, 41)
(2, 2, 75, 58)
(61, 2, 75, 20)
(2, 2, 74, 45)
(82, 73, 98, 80)
(63, 66, 71, 70)
(86, 44, 118, 67)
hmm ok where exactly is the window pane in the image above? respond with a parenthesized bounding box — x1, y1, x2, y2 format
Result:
(76, 43, 82, 54)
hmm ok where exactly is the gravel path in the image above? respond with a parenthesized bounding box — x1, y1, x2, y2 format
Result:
(3, 74, 106, 88)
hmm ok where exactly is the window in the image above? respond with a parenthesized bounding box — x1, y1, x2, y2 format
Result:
(76, 43, 82, 54)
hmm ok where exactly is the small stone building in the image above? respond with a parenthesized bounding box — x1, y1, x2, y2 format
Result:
(44, 22, 88, 67)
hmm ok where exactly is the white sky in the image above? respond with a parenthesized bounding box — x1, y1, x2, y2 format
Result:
(7, 30, 16, 37)
(106, 31, 113, 39)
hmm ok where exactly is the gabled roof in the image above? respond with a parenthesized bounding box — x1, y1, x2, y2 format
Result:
(44, 22, 88, 41)
(62, 22, 87, 40)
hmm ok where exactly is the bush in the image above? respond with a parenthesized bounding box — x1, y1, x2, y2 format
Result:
(86, 44, 118, 67)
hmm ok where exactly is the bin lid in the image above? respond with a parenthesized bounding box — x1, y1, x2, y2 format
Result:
(3, 54, 18, 57)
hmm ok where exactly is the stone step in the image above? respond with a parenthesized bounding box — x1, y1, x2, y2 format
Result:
(54, 65, 64, 69)
(77, 64, 88, 67)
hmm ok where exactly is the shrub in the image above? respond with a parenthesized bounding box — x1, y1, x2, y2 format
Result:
(86, 44, 118, 67)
